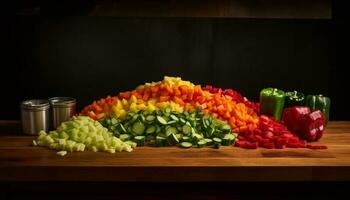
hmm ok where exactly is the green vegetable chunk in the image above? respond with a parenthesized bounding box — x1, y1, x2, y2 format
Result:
(180, 142, 192, 148)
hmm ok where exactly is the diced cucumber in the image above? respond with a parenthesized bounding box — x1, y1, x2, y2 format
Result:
(111, 118, 119, 125)
(119, 134, 131, 141)
(57, 151, 67, 156)
(155, 125, 162, 133)
(157, 116, 168, 125)
(177, 126, 182, 132)
(175, 133, 183, 140)
(213, 137, 222, 144)
(146, 115, 155, 122)
(118, 123, 127, 134)
(197, 140, 207, 148)
(180, 142, 192, 148)
(155, 136, 167, 147)
(170, 114, 179, 121)
(138, 115, 146, 123)
(167, 133, 179, 145)
(134, 136, 146, 146)
(192, 133, 203, 143)
(213, 142, 221, 149)
(146, 126, 156, 134)
(167, 120, 177, 125)
(202, 118, 208, 128)
(130, 114, 139, 123)
(132, 121, 145, 135)
(182, 136, 191, 142)
(213, 130, 225, 139)
(222, 134, 236, 146)
(125, 141, 137, 149)
(221, 124, 232, 133)
(179, 118, 186, 124)
(204, 138, 213, 146)
(165, 127, 178, 136)
(182, 125, 192, 135)
(222, 138, 232, 146)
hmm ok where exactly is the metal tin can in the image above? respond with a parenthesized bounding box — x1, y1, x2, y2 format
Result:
(49, 97, 76, 129)
(21, 99, 50, 135)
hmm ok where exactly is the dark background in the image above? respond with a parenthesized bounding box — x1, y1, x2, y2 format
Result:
(1, 1, 347, 121)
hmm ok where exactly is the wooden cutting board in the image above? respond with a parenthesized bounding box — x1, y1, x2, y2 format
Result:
(0, 121, 349, 182)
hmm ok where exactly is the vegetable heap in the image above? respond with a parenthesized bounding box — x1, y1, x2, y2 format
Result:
(81, 76, 259, 132)
(99, 108, 238, 149)
(79, 77, 329, 150)
(34, 116, 136, 155)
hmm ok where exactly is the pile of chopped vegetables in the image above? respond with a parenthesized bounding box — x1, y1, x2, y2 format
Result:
(81, 76, 259, 132)
(99, 108, 238, 149)
(34, 116, 136, 155)
(79, 76, 328, 150)
(35, 76, 328, 154)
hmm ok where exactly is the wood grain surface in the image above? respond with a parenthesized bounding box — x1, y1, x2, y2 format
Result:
(0, 121, 349, 182)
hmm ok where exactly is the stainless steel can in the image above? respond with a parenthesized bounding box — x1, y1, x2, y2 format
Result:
(21, 99, 50, 135)
(49, 97, 76, 129)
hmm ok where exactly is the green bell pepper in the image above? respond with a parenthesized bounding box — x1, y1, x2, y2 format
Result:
(285, 91, 305, 108)
(260, 88, 285, 120)
(304, 94, 331, 125)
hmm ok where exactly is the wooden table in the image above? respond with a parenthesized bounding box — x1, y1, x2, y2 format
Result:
(0, 121, 350, 182)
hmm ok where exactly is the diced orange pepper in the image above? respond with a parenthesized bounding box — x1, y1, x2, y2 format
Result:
(179, 85, 189, 94)
(173, 96, 185, 105)
(173, 87, 181, 96)
(88, 111, 97, 120)
(119, 91, 131, 99)
(93, 104, 103, 113)
(160, 90, 169, 97)
(151, 85, 160, 93)
(165, 85, 173, 94)
(159, 96, 170, 102)
(143, 92, 150, 101)
(186, 91, 193, 101)
(96, 113, 105, 120)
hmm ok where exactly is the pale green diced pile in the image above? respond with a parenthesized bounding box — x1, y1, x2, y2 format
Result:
(35, 116, 136, 155)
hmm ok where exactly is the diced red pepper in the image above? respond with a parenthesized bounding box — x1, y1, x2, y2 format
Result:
(262, 142, 275, 149)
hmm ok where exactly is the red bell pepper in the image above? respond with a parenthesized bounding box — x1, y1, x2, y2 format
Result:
(282, 106, 311, 133)
(299, 110, 325, 142)
(282, 106, 325, 142)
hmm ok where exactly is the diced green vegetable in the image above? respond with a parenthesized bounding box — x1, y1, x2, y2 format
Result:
(132, 121, 145, 135)
(134, 136, 146, 146)
(204, 138, 213, 146)
(213, 137, 222, 144)
(146, 126, 156, 134)
(165, 126, 178, 136)
(197, 140, 207, 148)
(155, 136, 167, 147)
(213, 142, 221, 149)
(35, 116, 134, 155)
(120, 134, 131, 141)
(157, 116, 168, 125)
(182, 136, 191, 142)
(57, 151, 67, 156)
(167, 133, 179, 145)
(146, 115, 155, 122)
(170, 114, 179, 121)
(180, 142, 192, 148)
(99, 108, 236, 149)
(182, 125, 192, 135)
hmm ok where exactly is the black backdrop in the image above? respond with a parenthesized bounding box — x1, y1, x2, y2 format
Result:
(2, 16, 347, 120)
